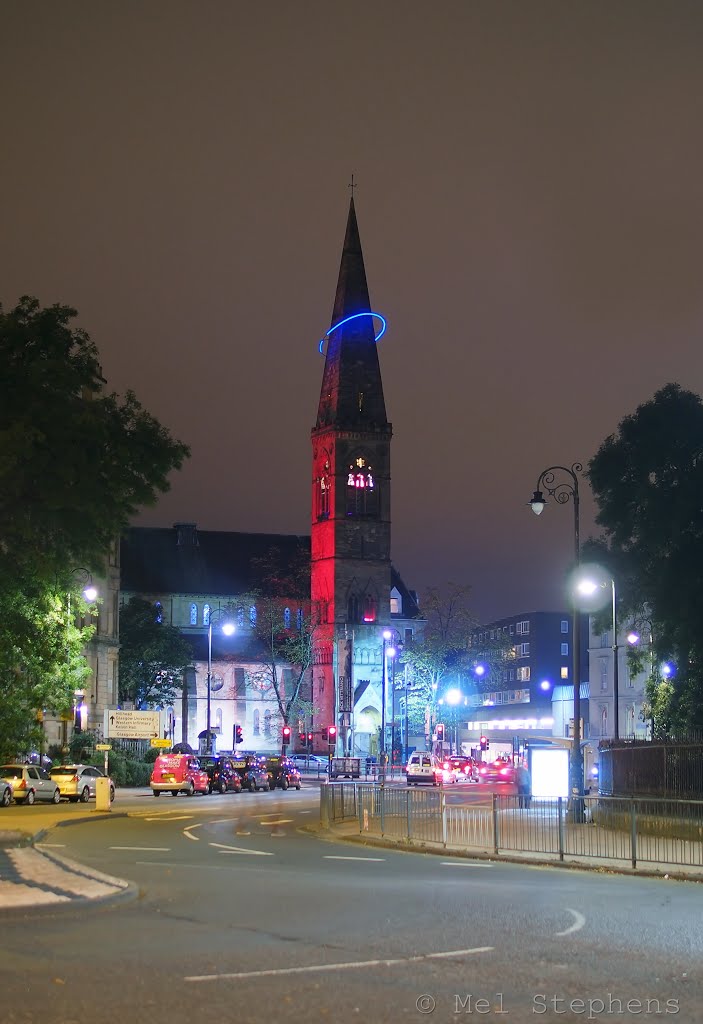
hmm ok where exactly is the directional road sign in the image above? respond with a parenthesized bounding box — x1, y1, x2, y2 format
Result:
(104, 710, 161, 739)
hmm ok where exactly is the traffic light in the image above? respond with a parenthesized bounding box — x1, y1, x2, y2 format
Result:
(298, 732, 306, 746)
(328, 725, 337, 744)
(436, 723, 444, 740)
(321, 727, 328, 741)
(234, 724, 243, 745)
(307, 732, 314, 749)
(282, 725, 291, 743)
(480, 736, 489, 751)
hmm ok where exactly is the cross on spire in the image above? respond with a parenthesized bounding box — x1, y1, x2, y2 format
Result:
(348, 174, 357, 197)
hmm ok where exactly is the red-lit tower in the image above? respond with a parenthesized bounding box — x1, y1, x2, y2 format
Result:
(311, 198, 392, 754)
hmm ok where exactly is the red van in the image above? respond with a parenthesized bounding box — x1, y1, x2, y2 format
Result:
(150, 754, 210, 797)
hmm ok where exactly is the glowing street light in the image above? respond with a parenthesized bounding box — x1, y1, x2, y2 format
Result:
(206, 608, 236, 755)
(576, 574, 619, 740)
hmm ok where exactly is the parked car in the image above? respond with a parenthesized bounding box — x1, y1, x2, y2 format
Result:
(406, 752, 448, 787)
(0, 777, 13, 807)
(230, 755, 270, 792)
(150, 753, 210, 797)
(49, 764, 115, 803)
(199, 755, 243, 794)
(0, 764, 61, 805)
(265, 756, 302, 791)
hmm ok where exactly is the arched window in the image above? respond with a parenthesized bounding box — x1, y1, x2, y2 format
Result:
(203, 604, 211, 627)
(250, 605, 257, 627)
(215, 709, 222, 734)
(347, 595, 359, 623)
(253, 709, 260, 736)
(362, 596, 376, 623)
(296, 608, 303, 631)
(264, 710, 272, 737)
(190, 603, 198, 625)
(154, 601, 163, 624)
(346, 455, 378, 517)
(318, 460, 330, 519)
(284, 607, 291, 629)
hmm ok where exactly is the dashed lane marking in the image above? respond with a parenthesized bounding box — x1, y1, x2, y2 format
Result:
(440, 861, 494, 868)
(185, 946, 494, 982)
(258, 819, 293, 825)
(323, 855, 385, 862)
(109, 846, 171, 852)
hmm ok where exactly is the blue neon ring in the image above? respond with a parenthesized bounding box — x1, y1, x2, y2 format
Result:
(318, 311, 387, 354)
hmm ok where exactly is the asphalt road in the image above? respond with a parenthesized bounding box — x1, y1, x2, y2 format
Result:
(2, 785, 702, 1024)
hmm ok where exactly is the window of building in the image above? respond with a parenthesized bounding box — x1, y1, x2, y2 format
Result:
(561, 620, 569, 634)
(249, 605, 257, 626)
(297, 608, 303, 631)
(561, 667, 569, 679)
(190, 603, 197, 625)
(253, 709, 260, 736)
(264, 710, 271, 737)
(347, 595, 359, 622)
(600, 705, 608, 737)
(509, 624, 514, 635)
(516, 620, 530, 635)
(626, 663, 634, 688)
(154, 601, 163, 624)
(215, 709, 222, 734)
(600, 632, 609, 648)
(237, 607, 244, 627)
(516, 666, 531, 682)
(561, 643, 569, 656)
(318, 461, 330, 519)
(346, 455, 378, 517)
(390, 587, 402, 615)
(284, 607, 291, 629)
(516, 642, 530, 657)
(600, 659, 608, 692)
(362, 596, 376, 623)
(203, 604, 210, 627)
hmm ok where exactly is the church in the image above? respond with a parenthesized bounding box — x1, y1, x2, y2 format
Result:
(119, 199, 425, 758)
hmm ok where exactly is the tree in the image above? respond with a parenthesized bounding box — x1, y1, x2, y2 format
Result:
(118, 598, 193, 709)
(587, 382, 703, 733)
(248, 545, 318, 745)
(0, 297, 190, 753)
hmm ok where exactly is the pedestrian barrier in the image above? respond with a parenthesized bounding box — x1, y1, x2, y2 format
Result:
(321, 784, 703, 870)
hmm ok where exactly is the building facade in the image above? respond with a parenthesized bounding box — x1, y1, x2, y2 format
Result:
(465, 610, 590, 753)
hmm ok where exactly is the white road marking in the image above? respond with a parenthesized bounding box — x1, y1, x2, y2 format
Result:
(555, 908, 586, 936)
(183, 830, 199, 841)
(440, 861, 493, 868)
(110, 846, 171, 851)
(299, 810, 312, 814)
(209, 842, 273, 856)
(186, 946, 494, 982)
(35, 843, 66, 848)
(323, 855, 385, 862)
(258, 819, 293, 825)
(144, 815, 193, 821)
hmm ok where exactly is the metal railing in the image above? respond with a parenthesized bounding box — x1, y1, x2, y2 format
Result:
(321, 784, 703, 871)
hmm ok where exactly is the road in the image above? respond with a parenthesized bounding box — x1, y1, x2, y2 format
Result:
(2, 784, 702, 1024)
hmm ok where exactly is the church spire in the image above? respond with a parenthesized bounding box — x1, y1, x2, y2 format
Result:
(315, 198, 388, 430)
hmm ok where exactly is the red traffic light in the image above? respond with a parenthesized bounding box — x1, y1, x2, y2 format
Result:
(282, 726, 291, 740)
(480, 736, 489, 750)
(436, 724, 444, 738)
(328, 725, 337, 740)
(298, 732, 306, 745)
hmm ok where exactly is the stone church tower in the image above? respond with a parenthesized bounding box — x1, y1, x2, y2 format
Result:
(311, 198, 392, 754)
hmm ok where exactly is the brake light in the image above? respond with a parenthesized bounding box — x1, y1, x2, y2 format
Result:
(72, 775, 80, 783)
(443, 762, 450, 770)
(500, 768, 511, 776)
(18, 779, 26, 790)
(480, 766, 487, 775)
(463, 766, 470, 774)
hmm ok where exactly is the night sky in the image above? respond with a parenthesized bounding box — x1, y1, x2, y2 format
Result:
(3, 2, 703, 622)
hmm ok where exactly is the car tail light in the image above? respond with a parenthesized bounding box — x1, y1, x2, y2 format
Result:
(18, 779, 26, 790)
(72, 775, 80, 783)
(463, 766, 470, 774)
(443, 762, 450, 770)
(480, 766, 487, 775)
(500, 768, 510, 776)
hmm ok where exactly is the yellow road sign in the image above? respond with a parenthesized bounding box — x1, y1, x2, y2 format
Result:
(150, 738, 172, 748)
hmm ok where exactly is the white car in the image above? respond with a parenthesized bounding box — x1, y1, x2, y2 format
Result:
(406, 752, 451, 786)
(0, 765, 61, 805)
(288, 754, 329, 772)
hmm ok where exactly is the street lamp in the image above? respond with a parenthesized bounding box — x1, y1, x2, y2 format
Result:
(529, 462, 584, 811)
(62, 569, 99, 753)
(445, 687, 463, 756)
(380, 629, 396, 783)
(206, 607, 236, 755)
(577, 575, 619, 740)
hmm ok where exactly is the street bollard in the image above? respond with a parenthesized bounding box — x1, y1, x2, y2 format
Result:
(95, 776, 112, 812)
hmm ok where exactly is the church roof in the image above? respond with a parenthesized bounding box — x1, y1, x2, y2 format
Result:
(120, 524, 310, 597)
(314, 198, 389, 431)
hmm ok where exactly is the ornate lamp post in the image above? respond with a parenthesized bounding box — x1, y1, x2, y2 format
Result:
(206, 607, 236, 755)
(529, 463, 585, 814)
(379, 629, 398, 784)
(62, 569, 98, 753)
